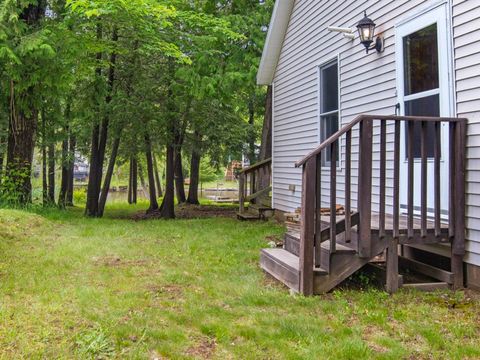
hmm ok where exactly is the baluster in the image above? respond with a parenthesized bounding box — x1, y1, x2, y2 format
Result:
(407, 121, 414, 239)
(330, 141, 337, 254)
(379, 120, 387, 238)
(421, 121, 428, 237)
(345, 131, 352, 243)
(358, 119, 373, 258)
(393, 121, 400, 239)
(315, 153, 322, 267)
(434, 122, 441, 237)
(299, 157, 317, 295)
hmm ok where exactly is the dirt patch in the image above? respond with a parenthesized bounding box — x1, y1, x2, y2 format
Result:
(92, 256, 149, 267)
(185, 338, 217, 359)
(132, 204, 238, 221)
(146, 284, 184, 300)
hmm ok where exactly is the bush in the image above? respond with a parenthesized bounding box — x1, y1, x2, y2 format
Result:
(73, 188, 87, 204)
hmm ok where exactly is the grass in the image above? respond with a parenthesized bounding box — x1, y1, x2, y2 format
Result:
(0, 204, 479, 359)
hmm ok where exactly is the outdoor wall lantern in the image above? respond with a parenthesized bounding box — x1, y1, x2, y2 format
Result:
(356, 11, 384, 53)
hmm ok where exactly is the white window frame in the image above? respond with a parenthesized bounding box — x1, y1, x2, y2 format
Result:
(318, 55, 341, 169)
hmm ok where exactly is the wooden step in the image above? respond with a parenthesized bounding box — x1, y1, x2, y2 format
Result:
(237, 210, 261, 221)
(284, 232, 300, 256)
(260, 248, 327, 293)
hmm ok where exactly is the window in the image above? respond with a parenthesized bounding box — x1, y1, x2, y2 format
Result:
(319, 59, 339, 165)
(403, 23, 439, 159)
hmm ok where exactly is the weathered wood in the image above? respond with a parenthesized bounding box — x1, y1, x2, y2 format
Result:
(296, 115, 467, 168)
(315, 154, 322, 267)
(260, 248, 300, 292)
(239, 173, 245, 214)
(299, 158, 316, 295)
(407, 121, 414, 239)
(386, 237, 399, 293)
(420, 121, 427, 237)
(345, 130, 352, 243)
(403, 282, 449, 291)
(318, 212, 360, 242)
(393, 121, 400, 239)
(239, 158, 272, 174)
(449, 122, 456, 240)
(245, 186, 272, 202)
(452, 119, 466, 289)
(434, 122, 441, 237)
(330, 141, 337, 254)
(379, 120, 387, 238)
(398, 256, 454, 284)
(358, 119, 373, 258)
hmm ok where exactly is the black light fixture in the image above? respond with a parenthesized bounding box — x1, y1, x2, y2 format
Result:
(357, 11, 384, 53)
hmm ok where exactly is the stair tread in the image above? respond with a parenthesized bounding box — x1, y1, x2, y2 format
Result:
(261, 248, 327, 273)
(237, 211, 261, 220)
(321, 242, 356, 253)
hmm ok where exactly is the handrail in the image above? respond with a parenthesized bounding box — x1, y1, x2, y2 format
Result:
(239, 158, 272, 174)
(295, 115, 468, 168)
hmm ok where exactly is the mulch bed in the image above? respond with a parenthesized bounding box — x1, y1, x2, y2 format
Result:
(132, 204, 238, 221)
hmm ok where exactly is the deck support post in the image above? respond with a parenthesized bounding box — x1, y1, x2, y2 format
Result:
(299, 157, 316, 295)
(386, 237, 399, 293)
(452, 120, 466, 290)
(239, 173, 245, 214)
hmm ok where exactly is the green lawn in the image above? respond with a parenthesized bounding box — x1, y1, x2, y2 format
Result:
(0, 205, 479, 359)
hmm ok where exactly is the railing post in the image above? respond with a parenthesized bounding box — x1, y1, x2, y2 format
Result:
(357, 119, 373, 258)
(299, 157, 316, 295)
(452, 120, 466, 289)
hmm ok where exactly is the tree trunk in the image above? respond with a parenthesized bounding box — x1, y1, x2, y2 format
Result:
(47, 142, 55, 204)
(128, 157, 133, 204)
(6, 89, 37, 204)
(4, 3, 46, 204)
(132, 157, 138, 204)
(85, 24, 104, 216)
(58, 134, 69, 208)
(85, 26, 118, 217)
(174, 148, 186, 204)
(257, 85, 273, 192)
(153, 152, 163, 198)
(138, 161, 147, 199)
(186, 136, 201, 205)
(0, 135, 5, 186)
(98, 136, 121, 217)
(159, 143, 175, 219)
(248, 96, 256, 165)
(259, 85, 272, 161)
(41, 115, 48, 205)
(145, 134, 159, 213)
(66, 135, 76, 206)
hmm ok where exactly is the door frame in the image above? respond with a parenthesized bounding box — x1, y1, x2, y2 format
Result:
(394, 1, 455, 215)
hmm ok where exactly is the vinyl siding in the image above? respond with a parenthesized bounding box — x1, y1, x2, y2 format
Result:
(271, 0, 480, 266)
(453, 0, 480, 265)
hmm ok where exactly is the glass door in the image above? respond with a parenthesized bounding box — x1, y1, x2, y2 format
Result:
(395, 4, 453, 216)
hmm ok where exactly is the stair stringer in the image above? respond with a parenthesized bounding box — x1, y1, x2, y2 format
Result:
(314, 240, 387, 294)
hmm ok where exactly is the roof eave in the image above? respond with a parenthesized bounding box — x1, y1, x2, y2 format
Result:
(256, 0, 295, 86)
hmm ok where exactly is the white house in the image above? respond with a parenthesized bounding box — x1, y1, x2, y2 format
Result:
(257, 0, 480, 291)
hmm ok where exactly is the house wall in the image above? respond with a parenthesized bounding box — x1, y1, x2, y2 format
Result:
(271, 0, 480, 267)
(452, 0, 480, 269)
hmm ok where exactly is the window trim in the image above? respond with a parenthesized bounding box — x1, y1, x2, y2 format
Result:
(317, 55, 341, 169)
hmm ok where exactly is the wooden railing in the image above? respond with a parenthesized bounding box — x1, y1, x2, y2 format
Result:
(238, 158, 272, 214)
(295, 115, 467, 295)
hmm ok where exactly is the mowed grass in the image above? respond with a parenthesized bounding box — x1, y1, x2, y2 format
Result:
(0, 205, 479, 359)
